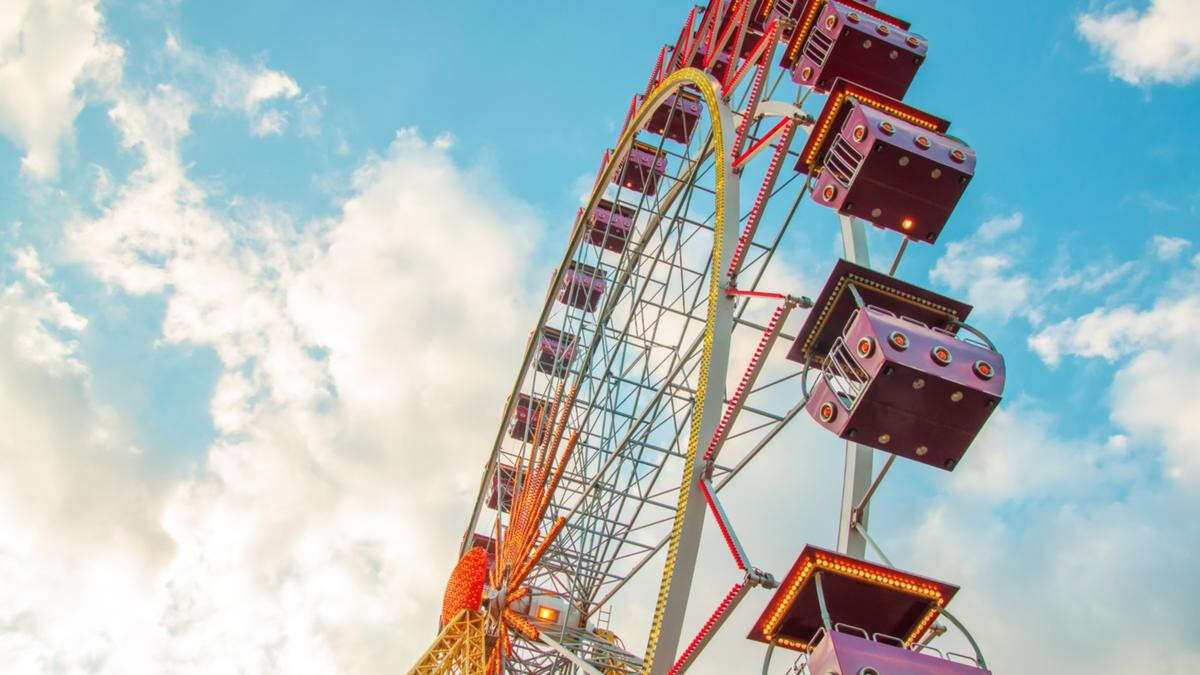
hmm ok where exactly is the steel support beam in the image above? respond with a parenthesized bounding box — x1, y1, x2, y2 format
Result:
(836, 214, 873, 558)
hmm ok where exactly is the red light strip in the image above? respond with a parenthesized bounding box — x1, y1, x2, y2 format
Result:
(698, 478, 749, 569)
(732, 115, 790, 171)
(728, 121, 795, 282)
(731, 47, 768, 157)
(669, 582, 747, 675)
(706, 0, 748, 69)
(594, 148, 610, 187)
(647, 45, 666, 96)
(703, 302, 787, 463)
(675, 6, 698, 70)
(621, 94, 639, 136)
(697, 0, 721, 66)
(726, 288, 786, 299)
(724, 18, 778, 95)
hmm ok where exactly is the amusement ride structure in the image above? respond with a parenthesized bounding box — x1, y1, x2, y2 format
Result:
(410, 1, 1003, 673)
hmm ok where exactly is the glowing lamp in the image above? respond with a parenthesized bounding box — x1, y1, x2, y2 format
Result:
(536, 606, 560, 623)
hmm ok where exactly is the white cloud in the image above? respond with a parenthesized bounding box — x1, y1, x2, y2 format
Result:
(1028, 294, 1200, 366)
(253, 107, 289, 136)
(0, 0, 123, 178)
(213, 55, 303, 136)
(1078, 0, 1200, 85)
(929, 213, 1038, 323)
(1, 247, 88, 374)
(1151, 234, 1190, 259)
(47, 41, 541, 668)
(0, 245, 173, 673)
(162, 33, 309, 137)
(975, 211, 1022, 241)
(1029, 274, 1200, 480)
(903, 483, 1200, 673)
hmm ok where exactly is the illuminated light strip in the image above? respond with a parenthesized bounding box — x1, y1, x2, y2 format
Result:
(505, 585, 530, 606)
(675, 6, 699, 70)
(534, 431, 580, 526)
(647, 45, 667, 96)
(536, 380, 572, 485)
(485, 639, 500, 674)
(621, 94, 640, 136)
(504, 608, 540, 641)
(509, 516, 567, 592)
(668, 582, 747, 675)
(731, 28, 770, 159)
(633, 67, 732, 675)
(732, 115, 790, 170)
(906, 605, 942, 646)
(696, 0, 721, 67)
(703, 302, 787, 463)
(796, 272, 966, 364)
(800, 85, 947, 173)
(725, 17, 778, 95)
(727, 117, 795, 280)
(761, 560, 813, 641)
(725, 288, 786, 299)
(595, 148, 611, 187)
(697, 479, 748, 569)
(760, 554, 948, 645)
(759, 0, 776, 22)
(783, 0, 910, 66)
(783, 0, 827, 66)
(705, 0, 748, 70)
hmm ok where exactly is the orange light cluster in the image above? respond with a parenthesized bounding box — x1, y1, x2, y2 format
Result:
(784, 1, 828, 64)
(761, 553, 947, 649)
(440, 547, 489, 626)
(477, 378, 581, 674)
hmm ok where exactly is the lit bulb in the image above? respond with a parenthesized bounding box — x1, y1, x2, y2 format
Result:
(902, 218, 915, 230)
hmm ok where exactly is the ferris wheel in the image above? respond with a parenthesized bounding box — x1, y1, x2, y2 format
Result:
(410, 1, 1004, 673)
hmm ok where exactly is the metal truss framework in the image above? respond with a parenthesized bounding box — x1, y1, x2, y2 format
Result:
(409, 610, 487, 675)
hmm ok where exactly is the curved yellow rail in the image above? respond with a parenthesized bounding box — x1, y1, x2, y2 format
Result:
(599, 68, 735, 675)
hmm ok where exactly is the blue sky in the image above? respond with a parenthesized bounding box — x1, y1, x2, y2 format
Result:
(1, 0, 1199, 672)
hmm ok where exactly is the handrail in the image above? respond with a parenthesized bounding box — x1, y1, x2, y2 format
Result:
(948, 319, 997, 352)
(833, 622, 868, 639)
